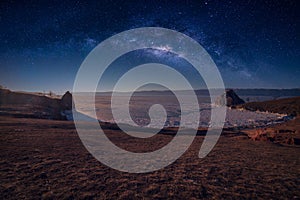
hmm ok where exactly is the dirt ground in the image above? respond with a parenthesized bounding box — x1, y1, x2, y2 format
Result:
(0, 116, 299, 199)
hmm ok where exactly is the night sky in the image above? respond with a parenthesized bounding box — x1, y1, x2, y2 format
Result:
(0, 0, 299, 93)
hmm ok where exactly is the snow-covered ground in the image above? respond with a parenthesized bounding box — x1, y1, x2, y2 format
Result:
(74, 94, 287, 129)
(126, 104, 285, 129)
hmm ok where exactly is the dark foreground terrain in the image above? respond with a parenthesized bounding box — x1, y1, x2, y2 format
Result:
(0, 116, 299, 199)
(1, 90, 300, 199)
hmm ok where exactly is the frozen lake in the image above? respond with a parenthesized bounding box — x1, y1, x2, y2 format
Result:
(74, 94, 287, 129)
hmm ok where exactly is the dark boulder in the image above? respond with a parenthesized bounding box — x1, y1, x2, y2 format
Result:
(215, 89, 245, 107)
(61, 91, 73, 110)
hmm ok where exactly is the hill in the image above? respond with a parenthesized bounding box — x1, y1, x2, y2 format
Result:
(0, 88, 71, 120)
(239, 96, 300, 116)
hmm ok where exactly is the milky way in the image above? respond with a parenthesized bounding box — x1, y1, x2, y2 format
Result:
(0, 0, 299, 92)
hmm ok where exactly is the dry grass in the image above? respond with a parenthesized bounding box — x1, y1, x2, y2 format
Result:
(0, 116, 299, 199)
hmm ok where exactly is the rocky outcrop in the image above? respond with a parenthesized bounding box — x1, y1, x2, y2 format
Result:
(61, 91, 73, 110)
(215, 89, 245, 107)
(60, 91, 73, 120)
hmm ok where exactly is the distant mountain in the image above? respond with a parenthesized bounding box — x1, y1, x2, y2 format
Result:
(234, 88, 300, 98)
(92, 88, 300, 100)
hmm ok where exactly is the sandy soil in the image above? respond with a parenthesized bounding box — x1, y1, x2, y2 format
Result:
(0, 116, 299, 199)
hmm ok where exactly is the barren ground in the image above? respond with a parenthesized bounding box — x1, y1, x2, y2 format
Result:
(0, 116, 299, 199)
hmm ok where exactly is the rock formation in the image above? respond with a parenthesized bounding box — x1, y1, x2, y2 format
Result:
(61, 91, 73, 110)
(215, 89, 245, 107)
